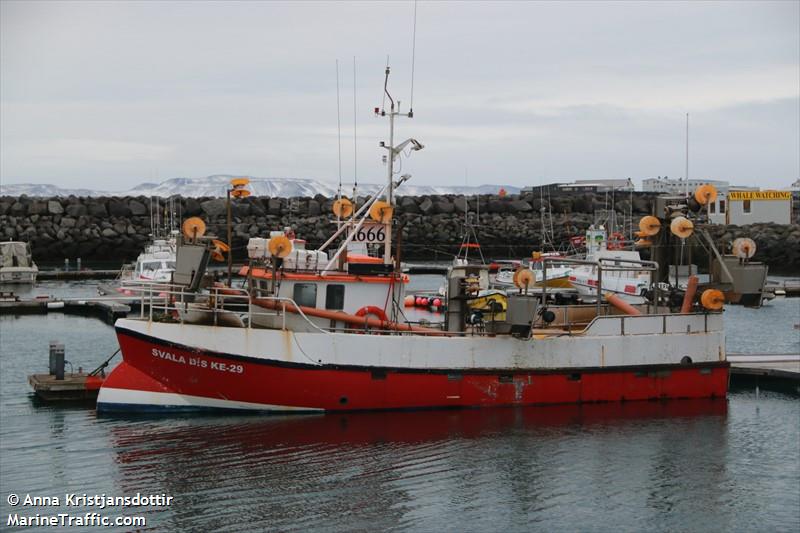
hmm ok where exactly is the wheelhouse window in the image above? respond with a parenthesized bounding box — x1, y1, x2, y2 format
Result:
(293, 283, 317, 307)
(325, 284, 345, 310)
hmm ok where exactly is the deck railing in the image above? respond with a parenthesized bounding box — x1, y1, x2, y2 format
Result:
(118, 278, 721, 340)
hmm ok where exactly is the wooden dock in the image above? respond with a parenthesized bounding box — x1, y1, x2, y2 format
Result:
(28, 373, 104, 401)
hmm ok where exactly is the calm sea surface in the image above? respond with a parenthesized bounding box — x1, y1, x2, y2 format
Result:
(1, 280, 798, 532)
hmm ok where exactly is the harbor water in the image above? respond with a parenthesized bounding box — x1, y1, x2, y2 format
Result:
(1, 280, 798, 531)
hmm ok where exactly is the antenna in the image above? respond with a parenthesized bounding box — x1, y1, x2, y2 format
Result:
(336, 59, 343, 205)
(685, 112, 689, 197)
(381, 55, 389, 112)
(353, 56, 358, 204)
(409, 0, 418, 116)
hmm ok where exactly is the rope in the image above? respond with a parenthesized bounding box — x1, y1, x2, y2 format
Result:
(89, 348, 120, 377)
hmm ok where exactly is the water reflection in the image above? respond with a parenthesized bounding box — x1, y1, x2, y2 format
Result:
(107, 401, 728, 531)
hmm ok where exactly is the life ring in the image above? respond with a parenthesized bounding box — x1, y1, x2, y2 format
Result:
(608, 232, 625, 250)
(355, 306, 389, 327)
(570, 235, 586, 247)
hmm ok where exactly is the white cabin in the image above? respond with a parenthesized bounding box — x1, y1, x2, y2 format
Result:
(0, 242, 38, 284)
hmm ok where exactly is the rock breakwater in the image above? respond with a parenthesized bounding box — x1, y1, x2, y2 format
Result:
(1, 193, 798, 273)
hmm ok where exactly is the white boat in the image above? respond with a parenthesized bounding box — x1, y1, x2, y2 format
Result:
(568, 226, 651, 303)
(493, 253, 574, 289)
(0, 242, 38, 284)
(96, 69, 729, 414)
(98, 233, 177, 296)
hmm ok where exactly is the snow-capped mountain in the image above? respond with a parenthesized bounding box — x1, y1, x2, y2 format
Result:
(0, 183, 109, 197)
(1, 175, 520, 198)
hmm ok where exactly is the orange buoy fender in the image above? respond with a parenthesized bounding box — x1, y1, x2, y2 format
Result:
(252, 298, 449, 336)
(680, 275, 699, 314)
(355, 306, 389, 325)
(605, 292, 642, 316)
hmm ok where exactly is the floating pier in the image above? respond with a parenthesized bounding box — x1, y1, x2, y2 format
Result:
(765, 279, 800, 298)
(37, 269, 120, 281)
(728, 353, 800, 393)
(27, 342, 110, 402)
(0, 295, 132, 323)
(403, 263, 450, 275)
(728, 353, 800, 381)
(28, 373, 104, 401)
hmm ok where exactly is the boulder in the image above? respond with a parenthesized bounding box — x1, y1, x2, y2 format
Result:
(128, 200, 147, 216)
(47, 200, 64, 215)
(184, 198, 202, 216)
(399, 196, 419, 214)
(65, 204, 87, 217)
(509, 200, 533, 213)
(101, 228, 118, 238)
(418, 197, 434, 215)
(246, 198, 266, 216)
(307, 200, 321, 216)
(487, 199, 506, 213)
(435, 201, 455, 214)
(60, 217, 77, 228)
(201, 199, 227, 218)
(454, 197, 468, 213)
(108, 201, 132, 217)
(9, 202, 25, 217)
(87, 203, 108, 217)
(28, 201, 48, 215)
(268, 198, 282, 215)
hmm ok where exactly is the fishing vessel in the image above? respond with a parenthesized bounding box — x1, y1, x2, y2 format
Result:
(98, 199, 179, 296)
(97, 69, 729, 413)
(493, 253, 574, 289)
(0, 241, 38, 284)
(567, 226, 651, 303)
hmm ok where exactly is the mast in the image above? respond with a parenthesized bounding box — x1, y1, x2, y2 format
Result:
(377, 66, 422, 265)
(385, 67, 395, 264)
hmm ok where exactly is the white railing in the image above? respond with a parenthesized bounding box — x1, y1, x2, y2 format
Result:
(123, 281, 722, 339)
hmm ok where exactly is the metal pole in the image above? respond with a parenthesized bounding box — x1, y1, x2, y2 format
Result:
(685, 112, 689, 197)
(384, 109, 395, 265)
(542, 260, 547, 305)
(227, 188, 232, 286)
(596, 264, 603, 316)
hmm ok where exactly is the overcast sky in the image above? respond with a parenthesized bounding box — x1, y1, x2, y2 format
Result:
(1, 0, 798, 191)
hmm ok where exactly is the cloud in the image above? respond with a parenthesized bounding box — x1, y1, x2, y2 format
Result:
(13, 139, 174, 163)
(1, 0, 797, 190)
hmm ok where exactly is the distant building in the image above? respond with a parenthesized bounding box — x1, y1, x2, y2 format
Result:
(789, 179, 800, 192)
(522, 179, 633, 194)
(708, 189, 792, 225)
(558, 178, 634, 193)
(521, 183, 566, 195)
(643, 176, 729, 194)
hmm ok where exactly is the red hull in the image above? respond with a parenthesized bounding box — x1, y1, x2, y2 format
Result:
(98, 329, 729, 412)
